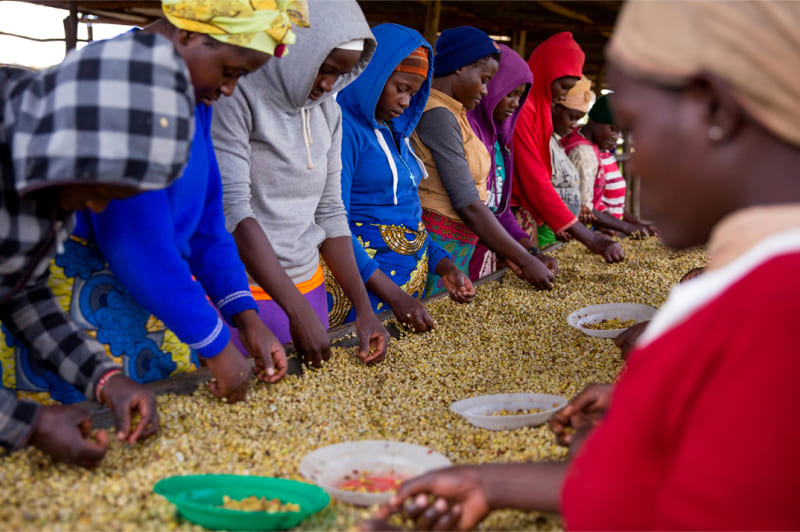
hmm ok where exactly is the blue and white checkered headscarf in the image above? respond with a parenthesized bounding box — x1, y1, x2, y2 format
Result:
(1, 31, 195, 301)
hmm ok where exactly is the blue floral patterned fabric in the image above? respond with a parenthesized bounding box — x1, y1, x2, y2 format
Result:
(0, 238, 199, 405)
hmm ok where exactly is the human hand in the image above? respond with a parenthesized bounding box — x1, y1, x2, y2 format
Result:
(355, 311, 389, 364)
(624, 223, 658, 239)
(548, 383, 614, 447)
(536, 253, 559, 276)
(203, 342, 251, 403)
(235, 313, 288, 383)
(588, 235, 625, 262)
(679, 266, 705, 283)
(554, 229, 573, 242)
(391, 293, 436, 333)
(578, 205, 596, 225)
(519, 255, 554, 290)
(29, 405, 110, 468)
(375, 466, 491, 531)
(614, 321, 649, 361)
(440, 262, 475, 304)
(99, 373, 159, 444)
(288, 303, 331, 368)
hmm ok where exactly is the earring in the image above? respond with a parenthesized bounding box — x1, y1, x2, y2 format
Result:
(708, 125, 724, 141)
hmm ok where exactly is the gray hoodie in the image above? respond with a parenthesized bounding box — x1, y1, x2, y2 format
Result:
(212, 0, 376, 284)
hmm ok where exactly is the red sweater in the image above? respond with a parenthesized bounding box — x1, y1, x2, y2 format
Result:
(562, 247, 800, 530)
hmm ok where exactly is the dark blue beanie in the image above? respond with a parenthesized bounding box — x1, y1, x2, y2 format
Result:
(434, 26, 501, 78)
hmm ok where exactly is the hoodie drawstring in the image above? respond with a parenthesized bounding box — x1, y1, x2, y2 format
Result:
(301, 107, 314, 169)
(405, 137, 428, 181)
(373, 128, 399, 205)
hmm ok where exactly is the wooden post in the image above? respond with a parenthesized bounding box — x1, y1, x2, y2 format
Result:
(424, 0, 441, 47)
(63, 0, 79, 53)
(594, 64, 605, 95)
(512, 29, 527, 57)
(620, 131, 640, 218)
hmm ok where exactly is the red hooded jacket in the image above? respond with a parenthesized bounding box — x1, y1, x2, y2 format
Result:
(511, 32, 584, 232)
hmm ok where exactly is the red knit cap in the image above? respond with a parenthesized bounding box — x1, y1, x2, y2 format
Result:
(395, 46, 429, 79)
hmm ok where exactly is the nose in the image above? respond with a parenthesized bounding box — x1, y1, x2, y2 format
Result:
(480, 84, 488, 96)
(510, 97, 520, 109)
(219, 79, 237, 98)
(319, 75, 335, 93)
(399, 95, 411, 109)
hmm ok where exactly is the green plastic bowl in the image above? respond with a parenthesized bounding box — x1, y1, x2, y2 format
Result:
(153, 474, 330, 531)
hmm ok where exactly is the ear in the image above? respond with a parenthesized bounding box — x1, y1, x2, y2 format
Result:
(175, 29, 203, 48)
(687, 73, 744, 143)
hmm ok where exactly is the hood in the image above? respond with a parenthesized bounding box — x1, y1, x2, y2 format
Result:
(338, 23, 433, 137)
(529, 31, 584, 105)
(2, 31, 194, 196)
(468, 44, 532, 149)
(522, 32, 584, 177)
(258, 0, 376, 112)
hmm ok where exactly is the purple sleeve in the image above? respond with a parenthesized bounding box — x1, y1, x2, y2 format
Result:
(496, 208, 528, 242)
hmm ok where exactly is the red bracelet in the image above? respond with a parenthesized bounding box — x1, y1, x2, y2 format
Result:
(95, 369, 123, 404)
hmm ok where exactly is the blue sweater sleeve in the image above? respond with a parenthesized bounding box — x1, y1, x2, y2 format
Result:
(185, 112, 257, 323)
(340, 120, 380, 283)
(89, 189, 231, 358)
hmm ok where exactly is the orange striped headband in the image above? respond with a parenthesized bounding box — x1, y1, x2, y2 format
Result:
(394, 46, 429, 79)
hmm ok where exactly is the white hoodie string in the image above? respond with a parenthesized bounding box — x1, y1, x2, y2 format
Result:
(405, 137, 428, 181)
(301, 107, 314, 169)
(373, 128, 399, 205)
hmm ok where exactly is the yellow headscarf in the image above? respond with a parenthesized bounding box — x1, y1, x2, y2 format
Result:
(562, 76, 595, 114)
(607, 0, 800, 147)
(162, 0, 310, 57)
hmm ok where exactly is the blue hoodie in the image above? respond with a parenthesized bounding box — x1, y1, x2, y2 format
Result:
(338, 23, 449, 283)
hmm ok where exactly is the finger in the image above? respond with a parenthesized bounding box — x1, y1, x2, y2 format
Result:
(321, 344, 332, 362)
(112, 395, 132, 442)
(417, 498, 448, 530)
(228, 381, 250, 404)
(405, 493, 432, 521)
(363, 334, 388, 363)
(94, 428, 109, 448)
(462, 279, 475, 296)
(394, 477, 434, 510)
(209, 379, 224, 399)
(376, 497, 404, 520)
(77, 413, 93, 438)
(421, 310, 435, 332)
(434, 502, 461, 531)
(77, 433, 110, 468)
(267, 352, 288, 382)
(259, 349, 276, 376)
(359, 331, 388, 364)
(309, 349, 323, 368)
(130, 396, 159, 443)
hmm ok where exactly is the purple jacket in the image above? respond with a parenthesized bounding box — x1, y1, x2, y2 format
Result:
(467, 44, 532, 242)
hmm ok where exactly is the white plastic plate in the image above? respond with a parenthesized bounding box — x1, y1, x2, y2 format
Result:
(299, 440, 451, 507)
(450, 393, 567, 431)
(567, 303, 657, 339)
